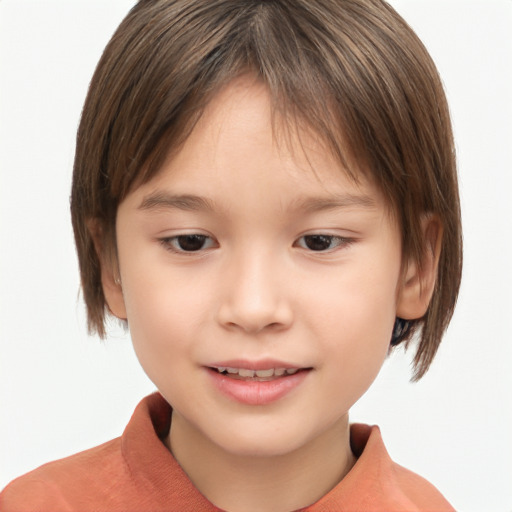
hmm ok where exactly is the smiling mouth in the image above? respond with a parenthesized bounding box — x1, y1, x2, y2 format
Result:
(209, 366, 308, 381)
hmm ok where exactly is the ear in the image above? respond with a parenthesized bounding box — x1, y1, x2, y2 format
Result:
(87, 219, 127, 320)
(396, 215, 443, 320)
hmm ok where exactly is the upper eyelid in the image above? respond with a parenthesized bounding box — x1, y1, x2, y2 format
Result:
(157, 230, 214, 242)
(295, 232, 355, 241)
(157, 232, 355, 249)
(295, 234, 353, 246)
(159, 234, 217, 253)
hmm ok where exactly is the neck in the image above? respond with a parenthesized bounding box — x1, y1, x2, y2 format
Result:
(166, 412, 356, 512)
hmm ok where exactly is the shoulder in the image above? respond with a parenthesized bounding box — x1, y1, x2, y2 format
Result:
(309, 423, 454, 512)
(0, 437, 126, 512)
(0, 394, 217, 512)
(391, 460, 454, 512)
(354, 424, 454, 511)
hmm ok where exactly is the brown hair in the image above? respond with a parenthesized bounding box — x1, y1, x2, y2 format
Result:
(71, 0, 462, 380)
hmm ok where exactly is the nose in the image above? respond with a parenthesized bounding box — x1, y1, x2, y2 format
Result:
(216, 250, 293, 334)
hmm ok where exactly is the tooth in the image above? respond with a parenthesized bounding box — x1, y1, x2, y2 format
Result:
(274, 368, 286, 376)
(255, 369, 274, 378)
(226, 367, 238, 374)
(238, 368, 255, 378)
(217, 367, 227, 373)
(286, 368, 299, 375)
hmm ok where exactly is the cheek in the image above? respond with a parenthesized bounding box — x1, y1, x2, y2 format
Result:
(310, 254, 400, 391)
(120, 264, 211, 374)
(314, 296, 394, 418)
(312, 261, 399, 341)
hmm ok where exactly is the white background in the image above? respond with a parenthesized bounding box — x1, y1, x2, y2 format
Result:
(1, 1, 511, 510)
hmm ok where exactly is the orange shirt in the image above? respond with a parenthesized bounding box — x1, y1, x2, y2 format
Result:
(0, 393, 454, 511)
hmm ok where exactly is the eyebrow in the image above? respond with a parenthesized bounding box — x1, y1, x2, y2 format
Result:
(138, 191, 376, 214)
(292, 193, 377, 213)
(139, 193, 215, 212)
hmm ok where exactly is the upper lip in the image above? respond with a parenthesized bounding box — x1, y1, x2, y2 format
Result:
(207, 359, 305, 371)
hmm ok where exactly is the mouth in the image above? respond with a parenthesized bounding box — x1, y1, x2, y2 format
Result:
(206, 362, 312, 405)
(209, 366, 306, 381)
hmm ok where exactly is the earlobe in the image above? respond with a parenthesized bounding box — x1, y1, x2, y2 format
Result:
(101, 267, 128, 320)
(87, 219, 127, 320)
(396, 215, 443, 320)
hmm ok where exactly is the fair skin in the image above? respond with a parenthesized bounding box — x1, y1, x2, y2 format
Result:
(98, 76, 440, 512)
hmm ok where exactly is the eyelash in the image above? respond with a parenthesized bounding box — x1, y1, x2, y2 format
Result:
(159, 233, 354, 254)
(159, 234, 217, 253)
(294, 234, 354, 252)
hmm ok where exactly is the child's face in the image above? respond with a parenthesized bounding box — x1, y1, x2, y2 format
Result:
(110, 76, 406, 457)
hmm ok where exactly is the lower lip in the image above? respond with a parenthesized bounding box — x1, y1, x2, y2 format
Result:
(206, 368, 310, 406)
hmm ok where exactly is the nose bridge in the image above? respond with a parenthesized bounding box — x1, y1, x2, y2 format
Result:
(217, 243, 292, 332)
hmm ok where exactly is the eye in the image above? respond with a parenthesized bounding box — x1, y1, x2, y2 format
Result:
(160, 234, 216, 253)
(295, 234, 351, 252)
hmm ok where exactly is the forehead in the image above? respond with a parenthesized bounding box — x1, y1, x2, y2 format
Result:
(119, 75, 393, 225)
(137, 76, 381, 201)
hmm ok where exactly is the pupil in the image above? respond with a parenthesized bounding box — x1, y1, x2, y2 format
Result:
(178, 235, 206, 251)
(305, 235, 332, 251)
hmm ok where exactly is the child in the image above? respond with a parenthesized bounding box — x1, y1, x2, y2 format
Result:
(0, 0, 462, 510)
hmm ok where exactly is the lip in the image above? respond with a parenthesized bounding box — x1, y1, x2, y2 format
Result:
(208, 358, 301, 371)
(206, 359, 311, 406)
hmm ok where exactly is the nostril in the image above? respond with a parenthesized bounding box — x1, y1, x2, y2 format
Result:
(216, 294, 293, 333)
